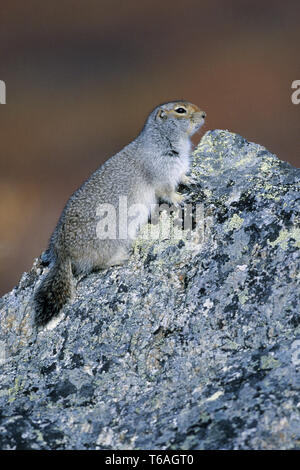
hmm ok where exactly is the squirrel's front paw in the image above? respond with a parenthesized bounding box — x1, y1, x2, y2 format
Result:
(180, 175, 190, 185)
(170, 191, 185, 206)
(181, 174, 198, 186)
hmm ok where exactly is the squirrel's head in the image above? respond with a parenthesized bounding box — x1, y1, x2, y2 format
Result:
(149, 101, 206, 139)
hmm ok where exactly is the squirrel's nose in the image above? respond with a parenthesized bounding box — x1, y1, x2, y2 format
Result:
(201, 111, 206, 119)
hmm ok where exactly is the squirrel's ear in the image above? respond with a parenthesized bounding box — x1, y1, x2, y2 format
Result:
(156, 109, 167, 121)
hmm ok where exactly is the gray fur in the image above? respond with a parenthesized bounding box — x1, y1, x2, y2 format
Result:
(34, 100, 206, 325)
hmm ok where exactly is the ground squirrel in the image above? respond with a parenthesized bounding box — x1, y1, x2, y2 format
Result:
(34, 101, 206, 326)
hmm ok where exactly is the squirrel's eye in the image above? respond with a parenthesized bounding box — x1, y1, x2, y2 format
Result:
(175, 107, 187, 114)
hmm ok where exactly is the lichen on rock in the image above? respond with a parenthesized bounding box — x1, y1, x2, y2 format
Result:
(0, 129, 299, 450)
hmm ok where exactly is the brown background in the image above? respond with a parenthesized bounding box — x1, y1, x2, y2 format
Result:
(0, 0, 299, 295)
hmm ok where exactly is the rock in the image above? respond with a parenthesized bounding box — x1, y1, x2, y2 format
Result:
(0, 129, 299, 450)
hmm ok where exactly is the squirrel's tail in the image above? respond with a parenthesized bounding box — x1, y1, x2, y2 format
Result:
(34, 257, 73, 326)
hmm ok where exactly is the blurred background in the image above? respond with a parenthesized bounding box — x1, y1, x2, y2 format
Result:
(0, 0, 299, 295)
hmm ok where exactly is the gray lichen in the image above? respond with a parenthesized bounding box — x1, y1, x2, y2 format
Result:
(0, 129, 299, 450)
